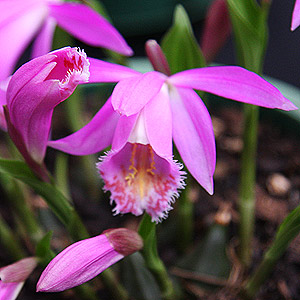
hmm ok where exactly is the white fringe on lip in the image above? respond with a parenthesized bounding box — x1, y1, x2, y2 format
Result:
(97, 144, 186, 224)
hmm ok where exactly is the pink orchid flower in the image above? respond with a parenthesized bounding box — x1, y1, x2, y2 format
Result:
(0, 257, 37, 300)
(47, 57, 297, 222)
(292, 0, 300, 30)
(5, 47, 92, 180)
(37, 228, 143, 292)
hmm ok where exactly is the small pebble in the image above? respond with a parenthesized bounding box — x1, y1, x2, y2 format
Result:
(266, 173, 291, 197)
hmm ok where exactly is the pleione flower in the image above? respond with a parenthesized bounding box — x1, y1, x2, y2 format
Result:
(0, 257, 37, 300)
(37, 228, 143, 292)
(292, 0, 300, 30)
(5, 47, 91, 179)
(48, 57, 297, 222)
(0, 0, 132, 82)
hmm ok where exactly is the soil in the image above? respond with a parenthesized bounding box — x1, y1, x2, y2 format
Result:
(1, 104, 300, 300)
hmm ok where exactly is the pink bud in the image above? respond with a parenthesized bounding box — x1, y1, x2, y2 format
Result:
(37, 229, 143, 292)
(200, 0, 231, 63)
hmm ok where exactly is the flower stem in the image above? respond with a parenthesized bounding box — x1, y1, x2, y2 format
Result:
(238, 104, 259, 266)
(138, 214, 177, 300)
(64, 88, 100, 200)
(227, 0, 271, 267)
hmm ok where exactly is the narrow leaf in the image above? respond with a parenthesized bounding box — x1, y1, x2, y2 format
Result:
(161, 5, 206, 74)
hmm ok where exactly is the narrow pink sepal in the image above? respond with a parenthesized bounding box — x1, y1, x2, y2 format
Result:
(88, 58, 140, 83)
(48, 2, 133, 56)
(0, 281, 23, 300)
(292, 0, 300, 30)
(0, 257, 37, 283)
(48, 97, 120, 155)
(0, 257, 37, 300)
(0, 77, 10, 130)
(168, 66, 298, 111)
(31, 16, 57, 59)
(170, 86, 215, 194)
(37, 234, 124, 292)
(144, 84, 173, 159)
(112, 72, 166, 116)
(0, 0, 47, 80)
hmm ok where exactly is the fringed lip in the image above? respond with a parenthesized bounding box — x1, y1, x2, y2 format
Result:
(97, 142, 186, 223)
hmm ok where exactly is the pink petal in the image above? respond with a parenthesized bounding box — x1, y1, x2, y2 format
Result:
(292, 0, 300, 30)
(168, 66, 298, 111)
(0, 0, 47, 80)
(88, 58, 140, 83)
(31, 16, 57, 59)
(0, 77, 10, 130)
(48, 2, 133, 56)
(144, 84, 173, 159)
(98, 143, 185, 222)
(112, 114, 139, 152)
(0, 281, 23, 300)
(112, 72, 166, 116)
(0, 257, 37, 283)
(169, 86, 215, 194)
(48, 97, 119, 155)
(8, 79, 60, 162)
(37, 234, 124, 292)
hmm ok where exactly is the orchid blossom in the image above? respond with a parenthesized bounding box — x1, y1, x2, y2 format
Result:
(37, 228, 143, 292)
(0, 0, 132, 131)
(0, 257, 37, 300)
(5, 47, 92, 180)
(46, 55, 297, 222)
(292, 0, 300, 30)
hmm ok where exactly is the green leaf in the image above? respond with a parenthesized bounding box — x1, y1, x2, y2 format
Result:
(36, 231, 55, 267)
(267, 204, 300, 259)
(122, 252, 162, 300)
(227, 0, 269, 72)
(244, 203, 300, 299)
(0, 158, 88, 240)
(161, 4, 206, 74)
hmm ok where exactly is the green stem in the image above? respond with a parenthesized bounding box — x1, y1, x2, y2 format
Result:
(238, 105, 259, 266)
(55, 153, 71, 200)
(65, 89, 100, 200)
(0, 172, 43, 243)
(176, 181, 193, 253)
(227, 0, 271, 267)
(0, 214, 25, 260)
(138, 214, 177, 300)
